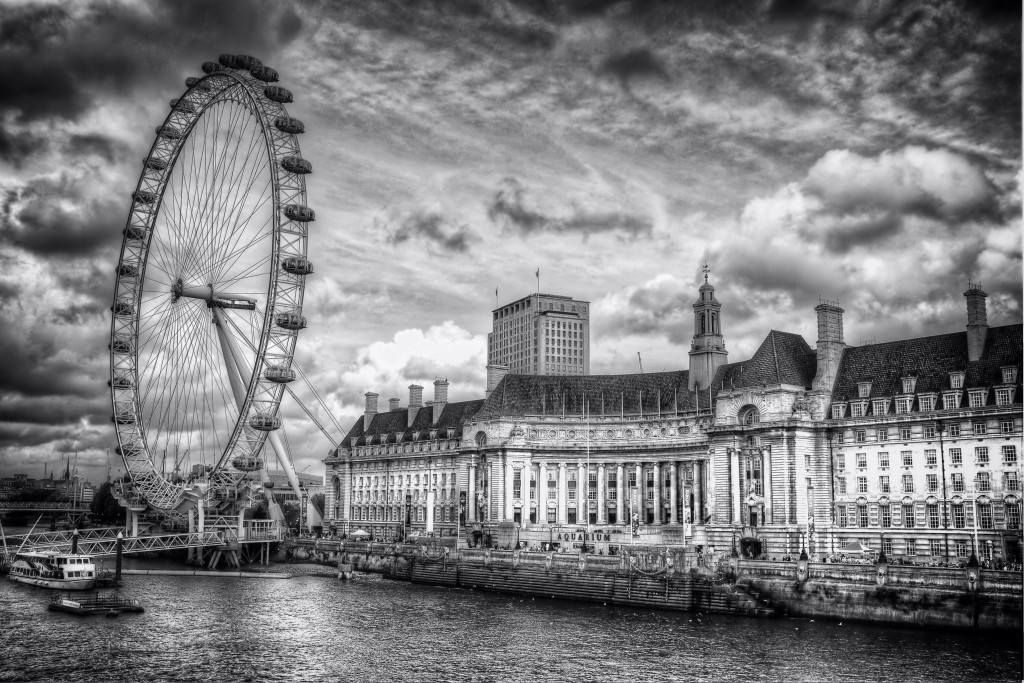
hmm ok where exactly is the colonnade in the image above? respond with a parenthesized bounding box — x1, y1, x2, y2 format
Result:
(465, 456, 708, 528)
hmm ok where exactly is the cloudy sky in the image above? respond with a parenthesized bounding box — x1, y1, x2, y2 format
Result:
(0, 0, 1020, 486)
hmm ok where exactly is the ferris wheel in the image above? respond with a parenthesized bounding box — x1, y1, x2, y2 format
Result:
(109, 54, 315, 512)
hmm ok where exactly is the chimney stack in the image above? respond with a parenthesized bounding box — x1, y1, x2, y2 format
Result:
(388, 397, 401, 411)
(432, 379, 449, 424)
(407, 384, 423, 427)
(485, 364, 509, 398)
(965, 283, 988, 362)
(811, 300, 845, 394)
(363, 392, 379, 431)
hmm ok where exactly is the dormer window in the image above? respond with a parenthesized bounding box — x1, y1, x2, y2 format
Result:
(968, 389, 988, 408)
(446, 428, 456, 439)
(918, 394, 937, 412)
(950, 371, 965, 389)
(858, 382, 872, 398)
(872, 399, 890, 416)
(895, 397, 913, 414)
(850, 402, 867, 418)
(942, 391, 962, 411)
(901, 377, 917, 394)
(831, 403, 847, 419)
(1002, 366, 1018, 384)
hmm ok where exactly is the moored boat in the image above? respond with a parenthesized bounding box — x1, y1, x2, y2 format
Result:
(48, 592, 144, 615)
(8, 550, 97, 590)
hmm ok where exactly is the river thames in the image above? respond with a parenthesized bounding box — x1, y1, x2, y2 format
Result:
(0, 564, 1020, 683)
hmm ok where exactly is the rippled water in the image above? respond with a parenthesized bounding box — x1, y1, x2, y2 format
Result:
(0, 561, 1020, 683)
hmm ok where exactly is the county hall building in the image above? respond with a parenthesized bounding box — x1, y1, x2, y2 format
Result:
(323, 276, 1022, 563)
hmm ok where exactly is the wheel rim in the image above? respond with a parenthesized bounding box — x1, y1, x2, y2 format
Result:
(110, 56, 312, 512)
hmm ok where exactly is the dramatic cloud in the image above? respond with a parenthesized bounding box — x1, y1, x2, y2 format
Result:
(487, 177, 653, 240)
(0, 0, 1019, 486)
(385, 211, 477, 253)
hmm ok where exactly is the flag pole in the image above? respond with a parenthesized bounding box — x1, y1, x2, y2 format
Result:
(536, 268, 540, 294)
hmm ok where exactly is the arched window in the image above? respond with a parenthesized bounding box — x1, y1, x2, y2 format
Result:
(711, 312, 718, 334)
(738, 405, 760, 425)
(475, 431, 487, 448)
(700, 312, 706, 334)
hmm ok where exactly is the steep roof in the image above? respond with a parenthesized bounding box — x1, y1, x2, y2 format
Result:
(475, 370, 716, 419)
(711, 330, 817, 392)
(830, 324, 1023, 402)
(342, 399, 486, 446)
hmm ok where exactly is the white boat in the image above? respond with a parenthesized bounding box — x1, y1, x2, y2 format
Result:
(8, 550, 97, 590)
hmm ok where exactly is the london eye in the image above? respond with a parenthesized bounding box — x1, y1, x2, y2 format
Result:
(109, 54, 315, 514)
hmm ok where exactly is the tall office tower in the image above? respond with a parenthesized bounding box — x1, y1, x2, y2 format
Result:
(488, 293, 590, 379)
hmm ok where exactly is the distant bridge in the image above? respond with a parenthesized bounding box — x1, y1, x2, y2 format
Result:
(4, 525, 284, 557)
(0, 501, 91, 514)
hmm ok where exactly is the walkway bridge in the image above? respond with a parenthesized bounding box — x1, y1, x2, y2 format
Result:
(0, 501, 92, 514)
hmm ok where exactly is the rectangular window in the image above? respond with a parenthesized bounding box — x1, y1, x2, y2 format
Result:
(858, 505, 868, 527)
(952, 473, 964, 492)
(948, 424, 961, 437)
(956, 541, 969, 558)
(943, 393, 959, 410)
(969, 391, 986, 408)
(1002, 367, 1018, 384)
(919, 396, 936, 412)
(950, 372, 964, 389)
(973, 422, 987, 436)
(895, 397, 912, 414)
(547, 508, 556, 523)
(878, 452, 889, 468)
(646, 472, 654, 500)
(831, 404, 844, 419)
(923, 425, 936, 439)
(529, 478, 536, 500)
(1006, 502, 1021, 530)
(902, 474, 914, 493)
(567, 508, 577, 524)
(976, 472, 991, 492)
(856, 452, 867, 468)
(513, 470, 522, 499)
(1002, 420, 1015, 435)
(855, 428, 866, 442)
(858, 382, 872, 398)
(976, 447, 989, 465)
(978, 503, 993, 529)
(926, 474, 938, 492)
(906, 540, 918, 556)
(902, 377, 917, 393)
(903, 504, 915, 528)
(950, 448, 962, 465)
(588, 472, 597, 501)
(548, 479, 557, 500)
(925, 449, 937, 465)
(851, 404, 865, 418)
(882, 538, 893, 555)
(900, 427, 912, 441)
(838, 506, 848, 527)
(995, 388, 1013, 406)
(902, 451, 913, 467)
(880, 504, 892, 528)
(1003, 445, 1017, 464)
(837, 478, 847, 495)
(1006, 472, 1020, 492)
(927, 504, 940, 528)
(628, 471, 637, 488)
(879, 475, 890, 493)
(836, 453, 846, 470)
(877, 428, 889, 441)
(953, 503, 966, 528)
(857, 476, 868, 494)
(837, 432, 845, 444)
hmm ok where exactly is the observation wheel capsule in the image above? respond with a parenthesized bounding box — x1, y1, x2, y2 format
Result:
(281, 156, 312, 174)
(264, 86, 293, 104)
(201, 61, 225, 74)
(264, 366, 297, 383)
(275, 310, 306, 331)
(249, 413, 283, 431)
(144, 157, 168, 171)
(155, 125, 183, 140)
(251, 65, 279, 82)
(281, 256, 314, 275)
(170, 98, 196, 113)
(123, 225, 148, 241)
(232, 456, 264, 472)
(274, 117, 304, 134)
(283, 204, 315, 222)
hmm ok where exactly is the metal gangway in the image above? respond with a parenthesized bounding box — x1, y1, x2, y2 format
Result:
(4, 527, 226, 557)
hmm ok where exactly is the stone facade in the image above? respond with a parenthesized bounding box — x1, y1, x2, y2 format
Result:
(323, 279, 1022, 563)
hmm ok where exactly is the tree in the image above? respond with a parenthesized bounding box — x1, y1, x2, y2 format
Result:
(90, 482, 126, 525)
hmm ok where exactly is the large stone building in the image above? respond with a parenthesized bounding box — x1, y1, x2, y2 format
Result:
(323, 278, 1022, 563)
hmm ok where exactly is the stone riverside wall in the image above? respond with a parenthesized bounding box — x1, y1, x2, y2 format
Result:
(287, 541, 1021, 630)
(728, 558, 1022, 631)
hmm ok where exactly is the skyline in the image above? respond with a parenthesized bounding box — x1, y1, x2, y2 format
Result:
(0, 0, 1020, 485)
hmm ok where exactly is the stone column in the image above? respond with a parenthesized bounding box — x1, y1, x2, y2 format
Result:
(635, 462, 643, 525)
(577, 462, 586, 523)
(426, 487, 435, 533)
(669, 462, 678, 524)
(653, 462, 662, 524)
(468, 461, 477, 524)
(557, 463, 568, 525)
(730, 447, 740, 524)
(505, 457, 515, 522)
(597, 464, 607, 525)
(693, 461, 703, 524)
(537, 461, 547, 526)
(762, 446, 773, 525)
(616, 463, 625, 524)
